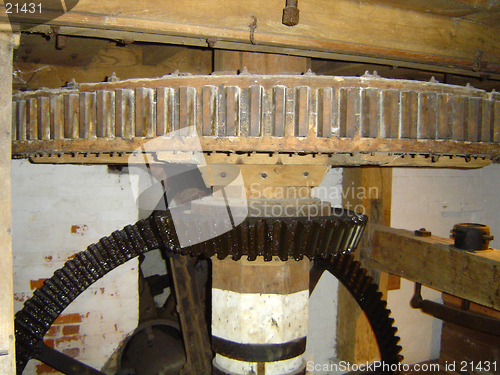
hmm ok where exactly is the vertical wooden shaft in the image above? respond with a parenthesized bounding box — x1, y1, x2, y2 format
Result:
(210, 50, 312, 375)
(0, 31, 16, 375)
(337, 167, 393, 363)
(212, 257, 309, 375)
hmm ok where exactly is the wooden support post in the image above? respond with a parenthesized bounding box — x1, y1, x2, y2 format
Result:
(337, 167, 393, 364)
(169, 254, 213, 375)
(0, 31, 16, 375)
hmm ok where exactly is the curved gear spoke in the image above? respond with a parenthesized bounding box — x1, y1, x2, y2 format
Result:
(32, 341, 105, 375)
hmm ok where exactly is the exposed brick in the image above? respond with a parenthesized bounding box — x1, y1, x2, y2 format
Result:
(44, 339, 54, 348)
(62, 325, 80, 336)
(36, 363, 62, 374)
(30, 278, 47, 290)
(62, 348, 80, 358)
(12, 161, 140, 372)
(53, 313, 82, 325)
(55, 335, 83, 347)
(46, 326, 61, 337)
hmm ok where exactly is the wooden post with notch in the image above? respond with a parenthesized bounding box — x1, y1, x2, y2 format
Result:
(337, 166, 398, 363)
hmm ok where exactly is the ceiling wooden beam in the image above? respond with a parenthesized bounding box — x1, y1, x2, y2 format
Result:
(2, 0, 499, 76)
(359, 0, 500, 18)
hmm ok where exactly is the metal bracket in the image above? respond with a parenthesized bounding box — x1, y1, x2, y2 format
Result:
(410, 282, 500, 336)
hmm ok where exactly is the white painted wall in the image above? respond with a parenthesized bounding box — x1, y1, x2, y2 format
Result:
(11, 160, 140, 374)
(388, 164, 500, 364)
(305, 168, 343, 374)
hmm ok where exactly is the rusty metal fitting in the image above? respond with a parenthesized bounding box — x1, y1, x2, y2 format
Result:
(282, 0, 299, 26)
(414, 228, 431, 237)
(451, 223, 494, 251)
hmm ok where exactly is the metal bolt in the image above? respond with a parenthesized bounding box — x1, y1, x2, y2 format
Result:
(261, 172, 268, 179)
(303, 171, 309, 177)
(220, 172, 227, 178)
(107, 72, 119, 82)
(282, 0, 299, 26)
(206, 37, 217, 48)
(414, 228, 431, 237)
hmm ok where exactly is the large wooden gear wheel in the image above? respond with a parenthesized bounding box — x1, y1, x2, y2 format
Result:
(11, 72, 500, 167)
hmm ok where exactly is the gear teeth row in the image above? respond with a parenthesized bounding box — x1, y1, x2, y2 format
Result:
(317, 253, 404, 372)
(11, 75, 500, 159)
(169, 209, 368, 261)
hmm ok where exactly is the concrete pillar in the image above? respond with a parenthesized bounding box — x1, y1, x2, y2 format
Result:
(0, 31, 16, 375)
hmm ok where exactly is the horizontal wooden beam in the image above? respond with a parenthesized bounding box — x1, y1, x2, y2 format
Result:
(360, 0, 500, 18)
(1, 0, 500, 77)
(27, 152, 492, 168)
(371, 225, 500, 310)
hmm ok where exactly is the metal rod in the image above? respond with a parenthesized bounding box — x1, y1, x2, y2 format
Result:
(411, 282, 500, 336)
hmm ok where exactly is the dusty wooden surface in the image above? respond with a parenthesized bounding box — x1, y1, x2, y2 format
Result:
(1, 0, 499, 76)
(0, 31, 15, 375)
(213, 50, 309, 75)
(439, 293, 500, 375)
(13, 39, 212, 91)
(372, 225, 500, 310)
(360, 0, 500, 22)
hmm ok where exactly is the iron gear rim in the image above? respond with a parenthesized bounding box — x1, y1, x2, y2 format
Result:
(15, 210, 400, 375)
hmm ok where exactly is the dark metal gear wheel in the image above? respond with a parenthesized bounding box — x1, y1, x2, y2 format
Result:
(14, 215, 164, 375)
(14, 210, 401, 375)
(312, 254, 404, 374)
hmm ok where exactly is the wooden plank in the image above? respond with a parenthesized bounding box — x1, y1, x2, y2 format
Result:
(442, 293, 500, 320)
(142, 44, 186, 66)
(19, 24, 500, 84)
(371, 225, 500, 310)
(359, 0, 499, 18)
(14, 33, 107, 67)
(214, 50, 309, 74)
(26, 150, 493, 168)
(14, 43, 212, 91)
(440, 317, 500, 374)
(463, 4, 500, 28)
(0, 31, 15, 375)
(3, 0, 500, 75)
(236, 164, 327, 188)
